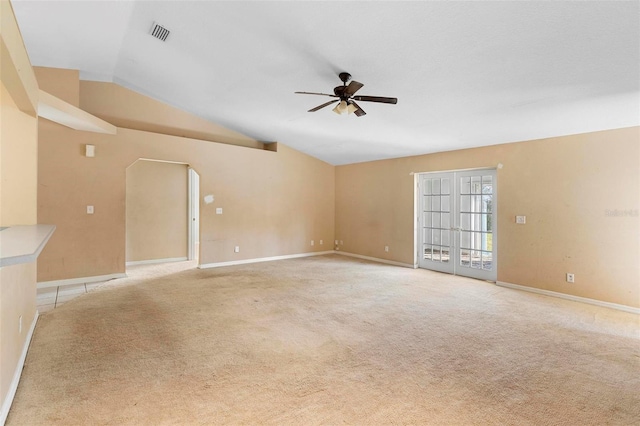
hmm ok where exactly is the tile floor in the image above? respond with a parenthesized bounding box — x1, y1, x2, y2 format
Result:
(36, 260, 197, 313)
(36, 281, 108, 313)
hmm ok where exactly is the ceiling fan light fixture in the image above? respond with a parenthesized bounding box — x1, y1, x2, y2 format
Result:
(346, 102, 358, 115)
(333, 100, 349, 115)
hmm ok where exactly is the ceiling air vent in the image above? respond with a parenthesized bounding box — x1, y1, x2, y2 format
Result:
(149, 22, 170, 42)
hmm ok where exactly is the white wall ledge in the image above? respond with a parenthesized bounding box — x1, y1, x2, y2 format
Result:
(0, 225, 56, 267)
(38, 90, 117, 134)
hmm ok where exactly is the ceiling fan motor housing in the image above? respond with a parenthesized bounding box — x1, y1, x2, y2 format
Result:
(334, 72, 352, 99)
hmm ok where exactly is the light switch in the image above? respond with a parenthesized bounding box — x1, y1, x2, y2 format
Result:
(85, 144, 95, 157)
(516, 215, 526, 224)
(87, 205, 94, 214)
(216, 207, 223, 215)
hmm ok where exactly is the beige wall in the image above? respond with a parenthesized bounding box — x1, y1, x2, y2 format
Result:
(79, 80, 263, 149)
(33, 67, 79, 107)
(126, 160, 188, 262)
(0, 0, 39, 416)
(37, 78, 335, 282)
(336, 127, 640, 308)
(0, 81, 37, 226)
(0, 262, 37, 405)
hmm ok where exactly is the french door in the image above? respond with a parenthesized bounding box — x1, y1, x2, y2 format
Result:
(418, 169, 497, 281)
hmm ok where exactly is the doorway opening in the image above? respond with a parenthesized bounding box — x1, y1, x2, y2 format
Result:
(416, 169, 497, 281)
(125, 159, 200, 267)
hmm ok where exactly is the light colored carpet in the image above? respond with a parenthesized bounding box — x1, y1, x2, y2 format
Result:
(7, 255, 640, 425)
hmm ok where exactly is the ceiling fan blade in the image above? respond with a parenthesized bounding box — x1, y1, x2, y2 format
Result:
(351, 101, 366, 117)
(308, 99, 339, 112)
(353, 95, 398, 104)
(344, 80, 364, 97)
(295, 91, 338, 97)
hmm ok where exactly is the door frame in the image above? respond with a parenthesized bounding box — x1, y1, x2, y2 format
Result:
(414, 167, 498, 281)
(187, 167, 200, 261)
(125, 159, 189, 266)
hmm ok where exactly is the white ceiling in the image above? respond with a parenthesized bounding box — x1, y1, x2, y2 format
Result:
(12, 1, 640, 165)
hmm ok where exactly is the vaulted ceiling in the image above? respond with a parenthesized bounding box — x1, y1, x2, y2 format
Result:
(12, 1, 640, 165)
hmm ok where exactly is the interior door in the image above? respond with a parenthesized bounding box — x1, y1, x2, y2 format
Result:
(418, 169, 497, 281)
(419, 173, 454, 274)
(456, 170, 496, 281)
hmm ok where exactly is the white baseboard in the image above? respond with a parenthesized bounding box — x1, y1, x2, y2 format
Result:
(336, 251, 415, 268)
(0, 311, 38, 426)
(37, 273, 127, 290)
(497, 281, 640, 315)
(126, 257, 188, 267)
(199, 251, 334, 269)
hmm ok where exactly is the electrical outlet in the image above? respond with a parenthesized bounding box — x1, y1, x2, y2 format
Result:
(384, 245, 389, 252)
(234, 246, 240, 253)
(566, 273, 575, 283)
(87, 205, 94, 214)
(516, 215, 526, 224)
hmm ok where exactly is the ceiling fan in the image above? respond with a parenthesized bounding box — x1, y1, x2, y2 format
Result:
(295, 72, 398, 117)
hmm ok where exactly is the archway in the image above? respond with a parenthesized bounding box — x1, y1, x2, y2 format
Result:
(125, 159, 200, 266)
